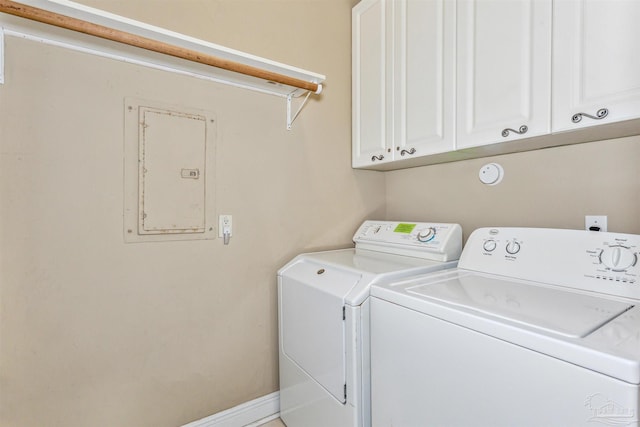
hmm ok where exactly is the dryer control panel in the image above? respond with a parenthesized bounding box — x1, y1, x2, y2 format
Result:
(353, 221, 463, 262)
(460, 227, 640, 301)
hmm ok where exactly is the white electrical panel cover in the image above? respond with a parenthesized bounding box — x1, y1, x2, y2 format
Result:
(124, 98, 216, 242)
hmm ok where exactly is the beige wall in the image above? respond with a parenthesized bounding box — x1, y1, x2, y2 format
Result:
(1, 1, 639, 427)
(0, 1, 384, 426)
(386, 136, 640, 240)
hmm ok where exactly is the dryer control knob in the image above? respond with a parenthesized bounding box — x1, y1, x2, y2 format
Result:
(600, 246, 637, 272)
(506, 240, 521, 255)
(417, 227, 436, 243)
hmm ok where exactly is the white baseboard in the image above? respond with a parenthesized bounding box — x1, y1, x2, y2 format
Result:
(181, 392, 280, 427)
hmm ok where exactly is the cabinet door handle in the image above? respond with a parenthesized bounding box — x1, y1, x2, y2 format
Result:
(371, 154, 384, 161)
(400, 147, 416, 156)
(501, 125, 528, 137)
(572, 108, 609, 123)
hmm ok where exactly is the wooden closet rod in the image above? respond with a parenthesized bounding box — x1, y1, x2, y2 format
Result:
(0, 0, 322, 94)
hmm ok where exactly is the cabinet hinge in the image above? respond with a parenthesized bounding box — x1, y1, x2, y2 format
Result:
(342, 306, 346, 320)
(344, 383, 347, 400)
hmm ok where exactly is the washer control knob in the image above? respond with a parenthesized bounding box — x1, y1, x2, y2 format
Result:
(483, 240, 497, 252)
(600, 246, 637, 272)
(417, 227, 436, 243)
(506, 240, 521, 255)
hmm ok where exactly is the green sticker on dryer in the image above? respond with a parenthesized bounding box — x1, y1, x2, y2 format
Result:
(393, 223, 416, 233)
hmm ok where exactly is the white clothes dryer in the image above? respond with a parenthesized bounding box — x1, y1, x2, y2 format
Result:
(278, 220, 462, 427)
(370, 227, 640, 427)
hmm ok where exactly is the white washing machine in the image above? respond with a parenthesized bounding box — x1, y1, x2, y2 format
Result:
(278, 220, 462, 427)
(370, 227, 640, 427)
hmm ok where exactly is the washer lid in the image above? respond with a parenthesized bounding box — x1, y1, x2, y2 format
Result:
(407, 273, 633, 338)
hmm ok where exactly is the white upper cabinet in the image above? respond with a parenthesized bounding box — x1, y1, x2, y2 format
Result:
(352, 0, 640, 170)
(353, 0, 390, 167)
(456, 0, 552, 149)
(353, 0, 455, 168)
(392, 0, 455, 159)
(552, 0, 640, 132)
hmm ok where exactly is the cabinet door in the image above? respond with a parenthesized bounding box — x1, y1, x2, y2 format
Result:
(552, 0, 640, 132)
(392, 0, 455, 159)
(456, 0, 552, 149)
(353, 0, 391, 167)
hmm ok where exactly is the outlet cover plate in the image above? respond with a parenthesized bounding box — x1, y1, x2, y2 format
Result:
(218, 214, 232, 237)
(585, 215, 607, 232)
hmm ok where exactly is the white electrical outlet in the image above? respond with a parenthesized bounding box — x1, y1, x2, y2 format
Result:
(218, 214, 232, 237)
(585, 215, 607, 232)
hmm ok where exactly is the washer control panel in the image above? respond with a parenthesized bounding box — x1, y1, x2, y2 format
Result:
(461, 227, 640, 300)
(599, 245, 638, 272)
(589, 241, 638, 285)
(353, 221, 463, 262)
(482, 238, 523, 255)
